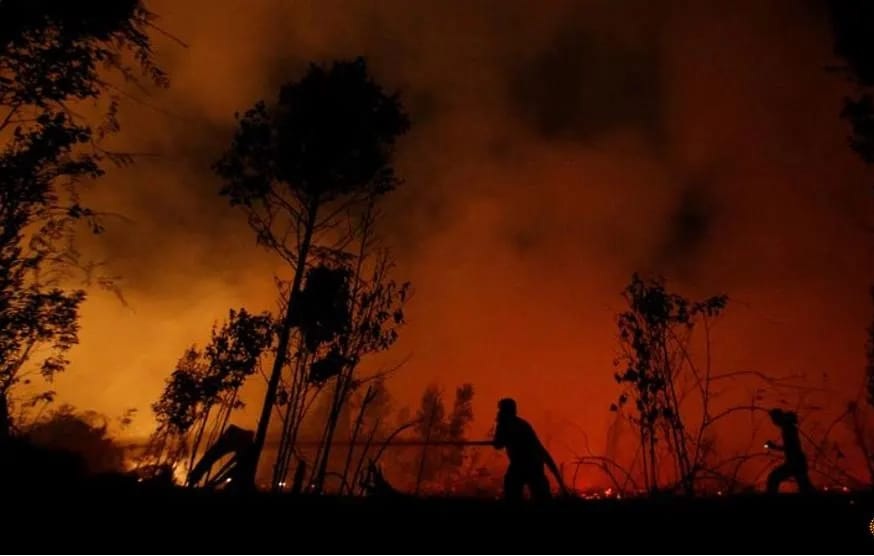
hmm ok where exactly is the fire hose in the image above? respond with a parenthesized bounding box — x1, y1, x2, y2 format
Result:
(290, 439, 496, 447)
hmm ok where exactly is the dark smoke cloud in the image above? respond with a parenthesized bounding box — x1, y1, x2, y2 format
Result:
(651, 172, 722, 278)
(507, 20, 663, 144)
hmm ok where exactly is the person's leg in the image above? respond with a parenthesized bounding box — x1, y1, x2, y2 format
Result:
(528, 469, 552, 501)
(766, 464, 791, 494)
(793, 462, 815, 493)
(503, 465, 524, 501)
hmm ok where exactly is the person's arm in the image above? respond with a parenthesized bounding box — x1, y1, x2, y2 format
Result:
(493, 421, 506, 450)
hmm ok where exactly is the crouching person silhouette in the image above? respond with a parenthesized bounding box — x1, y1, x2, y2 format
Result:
(493, 398, 568, 501)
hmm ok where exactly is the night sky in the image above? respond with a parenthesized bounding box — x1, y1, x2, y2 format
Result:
(45, 0, 874, 477)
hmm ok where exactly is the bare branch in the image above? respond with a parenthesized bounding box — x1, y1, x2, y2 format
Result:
(0, 103, 21, 132)
(574, 456, 641, 493)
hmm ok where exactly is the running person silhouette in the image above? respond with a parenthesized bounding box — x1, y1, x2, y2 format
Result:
(765, 408, 814, 494)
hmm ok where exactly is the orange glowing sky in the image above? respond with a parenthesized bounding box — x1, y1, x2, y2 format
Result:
(30, 0, 874, 474)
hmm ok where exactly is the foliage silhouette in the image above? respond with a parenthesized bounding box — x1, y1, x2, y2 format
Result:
(295, 265, 353, 352)
(613, 273, 727, 494)
(273, 214, 411, 492)
(826, 1, 874, 172)
(410, 384, 475, 494)
(214, 57, 409, 489)
(307, 243, 411, 492)
(0, 0, 168, 438)
(147, 309, 273, 475)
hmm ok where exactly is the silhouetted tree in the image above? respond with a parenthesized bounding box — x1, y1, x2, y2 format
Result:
(147, 309, 273, 475)
(826, 4, 874, 487)
(148, 347, 203, 469)
(0, 0, 169, 439)
(307, 212, 411, 492)
(270, 209, 410, 492)
(214, 57, 410, 487)
(410, 383, 476, 494)
(826, 0, 874, 170)
(13, 390, 57, 428)
(448, 385, 475, 443)
(605, 275, 813, 495)
(187, 308, 274, 474)
(442, 383, 475, 490)
(0, 285, 84, 440)
(337, 379, 392, 493)
(414, 385, 445, 494)
(612, 273, 726, 494)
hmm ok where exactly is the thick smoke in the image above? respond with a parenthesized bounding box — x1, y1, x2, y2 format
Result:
(41, 0, 874, 477)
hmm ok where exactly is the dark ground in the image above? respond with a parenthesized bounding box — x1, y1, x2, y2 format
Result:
(4, 479, 874, 553)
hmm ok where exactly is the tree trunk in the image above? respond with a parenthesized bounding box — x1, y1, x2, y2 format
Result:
(187, 405, 211, 478)
(339, 385, 372, 494)
(415, 410, 436, 495)
(312, 204, 373, 493)
(291, 459, 307, 494)
(244, 198, 319, 490)
(312, 374, 352, 492)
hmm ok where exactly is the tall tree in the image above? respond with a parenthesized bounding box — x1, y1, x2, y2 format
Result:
(214, 57, 409, 487)
(826, 2, 874, 422)
(613, 273, 726, 494)
(826, 0, 874, 170)
(0, 0, 169, 438)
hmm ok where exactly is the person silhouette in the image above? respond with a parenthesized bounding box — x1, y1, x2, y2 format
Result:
(492, 398, 567, 501)
(764, 408, 814, 494)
